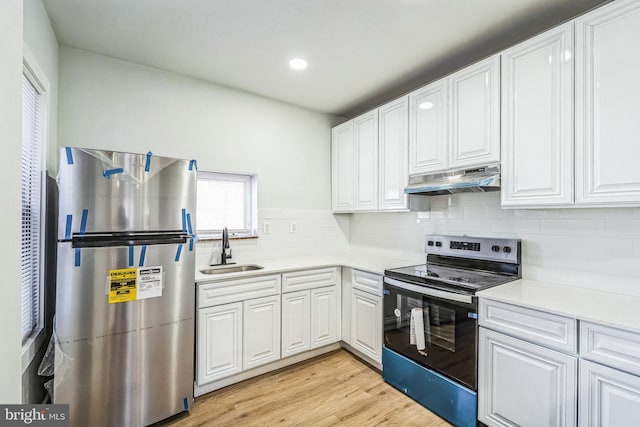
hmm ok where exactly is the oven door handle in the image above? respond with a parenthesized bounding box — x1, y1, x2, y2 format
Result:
(383, 277, 473, 305)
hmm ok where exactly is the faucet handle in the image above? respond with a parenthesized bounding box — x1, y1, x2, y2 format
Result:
(226, 248, 232, 259)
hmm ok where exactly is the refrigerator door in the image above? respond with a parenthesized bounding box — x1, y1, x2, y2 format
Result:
(54, 241, 195, 427)
(58, 148, 197, 238)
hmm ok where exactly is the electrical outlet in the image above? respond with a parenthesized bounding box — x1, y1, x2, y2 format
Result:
(289, 221, 297, 233)
(263, 221, 271, 234)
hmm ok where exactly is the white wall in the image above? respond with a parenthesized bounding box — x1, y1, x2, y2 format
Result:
(24, 0, 59, 173)
(58, 47, 349, 263)
(349, 192, 640, 296)
(0, 0, 24, 404)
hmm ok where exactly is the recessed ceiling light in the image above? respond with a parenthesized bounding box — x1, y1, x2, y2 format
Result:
(289, 58, 308, 71)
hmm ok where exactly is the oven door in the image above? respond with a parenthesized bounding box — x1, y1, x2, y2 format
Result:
(383, 276, 477, 390)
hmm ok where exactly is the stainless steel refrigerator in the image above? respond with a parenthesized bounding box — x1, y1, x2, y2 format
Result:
(54, 147, 197, 426)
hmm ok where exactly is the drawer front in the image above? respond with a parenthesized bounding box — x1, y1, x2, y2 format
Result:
(580, 321, 640, 376)
(198, 274, 281, 308)
(281, 267, 340, 293)
(479, 299, 577, 354)
(352, 269, 382, 296)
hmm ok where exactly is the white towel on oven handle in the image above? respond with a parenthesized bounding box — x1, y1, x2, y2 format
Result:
(410, 307, 426, 351)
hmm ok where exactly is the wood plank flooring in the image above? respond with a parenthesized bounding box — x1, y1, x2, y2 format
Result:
(164, 349, 451, 426)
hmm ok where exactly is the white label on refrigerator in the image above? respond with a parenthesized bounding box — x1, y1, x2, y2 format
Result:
(137, 266, 163, 300)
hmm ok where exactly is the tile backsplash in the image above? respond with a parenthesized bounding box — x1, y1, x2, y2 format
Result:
(349, 192, 640, 296)
(196, 194, 640, 296)
(195, 208, 350, 267)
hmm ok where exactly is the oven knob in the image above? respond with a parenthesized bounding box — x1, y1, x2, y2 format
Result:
(491, 245, 500, 252)
(503, 246, 512, 253)
(427, 240, 434, 246)
(435, 241, 442, 247)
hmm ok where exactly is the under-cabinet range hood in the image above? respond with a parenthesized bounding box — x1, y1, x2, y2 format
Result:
(404, 164, 500, 196)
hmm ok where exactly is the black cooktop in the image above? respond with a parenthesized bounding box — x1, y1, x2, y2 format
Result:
(384, 263, 518, 294)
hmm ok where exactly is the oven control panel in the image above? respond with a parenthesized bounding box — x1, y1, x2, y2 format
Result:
(425, 235, 521, 263)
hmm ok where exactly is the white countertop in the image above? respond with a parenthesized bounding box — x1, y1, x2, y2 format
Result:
(194, 253, 417, 283)
(477, 279, 640, 333)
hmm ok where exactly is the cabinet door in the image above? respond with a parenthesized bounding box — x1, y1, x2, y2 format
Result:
(281, 290, 311, 357)
(197, 302, 243, 385)
(408, 78, 448, 175)
(331, 121, 355, 212)
(243, 295, 280, 370)
(351, 289, 382, 363)
(311, 286, 338, 349)
(353, 110, 379, 211)
(579, 359, 640, 427)
(575, 0, 640, 205)
(478, 327, 577, 427)
(378, 97, 409, 210)
(501, 23, 574, 207)
(449, 55, 501, 170)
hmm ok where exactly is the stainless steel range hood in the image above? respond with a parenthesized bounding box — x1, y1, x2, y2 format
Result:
(404, 164, 501, 196)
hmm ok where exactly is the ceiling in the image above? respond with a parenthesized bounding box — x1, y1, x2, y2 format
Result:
(42, 0, 608, 117)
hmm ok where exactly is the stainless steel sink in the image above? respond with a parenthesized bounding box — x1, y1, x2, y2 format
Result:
(200, 264, 264, 275)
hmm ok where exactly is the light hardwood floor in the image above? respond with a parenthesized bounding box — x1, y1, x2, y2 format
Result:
(164, 349, 451, 426)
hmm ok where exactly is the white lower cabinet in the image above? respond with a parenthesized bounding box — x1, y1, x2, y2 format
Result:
(243, 295, 280, 370)
(311, 286, 338, 348)
(281, 286, 339, 357)
(350, 288, 382, 363)
(197, 302, 243, 385)
(579, 359, 640, 427)
(479, 327, 577, 427)
(281, 290, 311, 357)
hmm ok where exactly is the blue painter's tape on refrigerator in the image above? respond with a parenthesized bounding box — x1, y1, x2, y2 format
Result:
(145, 151, 152, 172)
(183, 397, 188, 411)
(65, 147, 74, 165)
(189, 238, 194, 252)
(79, 209, 88, 235)
(65, 215, 72, 240)
(186, 213, 193, 234)
(181, 209, 187, 233)
(128, 246, 134, 267)
(139, 245, 147, 267)
(175, 244, 183, 262)
(74, 248, 81, 267)
(189, 160, 197, 171)
(103, 168, 124, 179)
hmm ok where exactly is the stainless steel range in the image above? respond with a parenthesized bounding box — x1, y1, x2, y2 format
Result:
(382, 235, 521, 427)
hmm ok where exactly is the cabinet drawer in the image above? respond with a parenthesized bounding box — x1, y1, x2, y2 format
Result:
(479, 299, 577, 354)
(352, 269, 382, 296)
(580, 321, 640, 376)
(281, 267, 339, 293)
(198, 274, 281, 308)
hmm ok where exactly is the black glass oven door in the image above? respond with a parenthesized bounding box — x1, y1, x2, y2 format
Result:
(383, 277, 477, 390)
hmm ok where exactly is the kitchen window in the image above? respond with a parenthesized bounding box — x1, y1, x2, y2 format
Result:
(196, 171, 257, 239)
(21, 48, 48, 353)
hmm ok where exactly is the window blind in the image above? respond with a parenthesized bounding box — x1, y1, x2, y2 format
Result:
(21, 73, 44, 343)
(196, 172, 254, 235)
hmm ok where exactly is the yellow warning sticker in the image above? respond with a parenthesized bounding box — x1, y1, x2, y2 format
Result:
(108, 268, 138, 304)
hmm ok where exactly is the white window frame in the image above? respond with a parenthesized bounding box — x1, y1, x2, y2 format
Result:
(196, 171, 258, 239)
(21, 45, 49, 372)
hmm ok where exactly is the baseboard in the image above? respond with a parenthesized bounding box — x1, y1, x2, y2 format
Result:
(194, 343, 341, 397)
(340, 342, 382, 371)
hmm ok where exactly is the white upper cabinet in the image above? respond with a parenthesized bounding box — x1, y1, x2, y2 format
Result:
(408, 54, 500, 176)
(501, 23, 574, 207)
(378, 97, 409, 210)
(449, 55, 501, 169)
(331, 121, 355, 212)
(409, 77, 448, 175)
(354, 110, 379, 210)
(575, 0, 640, 206)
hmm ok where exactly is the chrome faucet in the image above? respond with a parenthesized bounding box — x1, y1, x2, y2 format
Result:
(220, 227, 233, 265)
